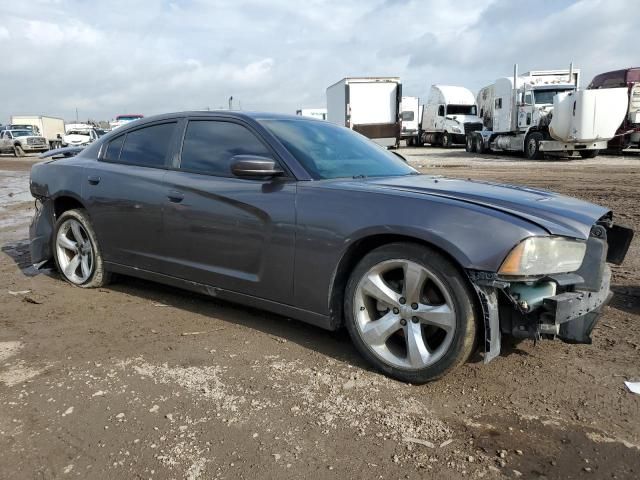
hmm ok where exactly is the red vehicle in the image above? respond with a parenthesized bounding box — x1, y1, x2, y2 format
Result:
(588, 68, 640, 151)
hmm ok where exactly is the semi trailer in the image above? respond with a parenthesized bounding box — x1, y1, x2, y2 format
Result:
(326, 77, 402, 148)
(466, 66, 629, 159)
(421, 85, 482, 147)
(588, 67, 640, 151)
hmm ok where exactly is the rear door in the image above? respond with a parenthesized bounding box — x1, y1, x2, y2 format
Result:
(83, 120, 180, 271)
(161, 117, 296, 303)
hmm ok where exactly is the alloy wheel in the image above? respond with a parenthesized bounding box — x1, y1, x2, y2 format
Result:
(353, 259, 457, 370)
(55, 218, 94, 284)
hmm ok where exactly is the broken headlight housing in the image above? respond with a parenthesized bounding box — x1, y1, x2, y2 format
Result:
(498, 236, 586, 277)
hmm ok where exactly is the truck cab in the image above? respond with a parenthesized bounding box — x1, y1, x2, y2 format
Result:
(421, 85, 482, 147)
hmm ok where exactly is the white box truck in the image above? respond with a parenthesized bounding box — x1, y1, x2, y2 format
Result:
(296, 108, 327, 120)
(467, 65, 629, 159)
(420, 85, 482, 147)
(400, 96, 422, 146)
(326, 77, 402, 148)
(10, 115, 65, 149)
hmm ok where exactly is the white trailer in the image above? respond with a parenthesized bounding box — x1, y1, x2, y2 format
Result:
(400, 96, 422, 146)
(326, 77, 402, 148)
(420, 85, 482, 147)
(468, 65, 629, 159)
(10, 115, 65, 149)
(296, 108, 327, 120)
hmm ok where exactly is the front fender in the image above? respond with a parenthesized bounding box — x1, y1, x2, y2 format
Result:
(29, 199, 54, 266)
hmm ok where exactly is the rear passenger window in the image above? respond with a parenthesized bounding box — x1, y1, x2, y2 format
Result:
(180, 121, 271, 177)
(104, 135, 125, 162)
(116, 122, 176, 168)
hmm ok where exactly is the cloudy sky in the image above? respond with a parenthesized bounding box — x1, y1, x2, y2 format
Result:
(1, 0, 636, 122)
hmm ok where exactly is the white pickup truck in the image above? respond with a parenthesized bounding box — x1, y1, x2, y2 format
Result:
(0, 128, 49, 156)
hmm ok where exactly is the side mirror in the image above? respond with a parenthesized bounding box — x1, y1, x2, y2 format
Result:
(230, 155, 284, 178)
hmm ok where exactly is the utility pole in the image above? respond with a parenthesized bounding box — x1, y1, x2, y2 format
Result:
(228, 96, 233, 110)
(75, 107, 79, 122)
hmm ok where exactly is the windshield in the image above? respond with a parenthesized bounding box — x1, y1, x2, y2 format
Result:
(116, 115, 143, 121)
(11, 130, 33, 137)
(260, 119, 417, 180)
(533, 88, 575, 105)
(447, 104, 477, 115)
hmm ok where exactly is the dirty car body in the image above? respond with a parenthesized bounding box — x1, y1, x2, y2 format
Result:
(28, 111, 633, 380)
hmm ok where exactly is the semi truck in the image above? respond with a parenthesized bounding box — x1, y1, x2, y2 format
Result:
(296, 108, 327, 120)
(421, 85, 482, 147)
(588, 67, 640, 151)
(10, 115, 65, 150)
(466, 66, 629, 159)
(400, 96, 422, 146)
(326, 77, 402, 148)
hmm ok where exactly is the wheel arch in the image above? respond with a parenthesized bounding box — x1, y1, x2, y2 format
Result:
(328, 232, 477, 330)
(52, 193, 86, 219)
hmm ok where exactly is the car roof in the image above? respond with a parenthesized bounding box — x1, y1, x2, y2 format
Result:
(119, 110, 319, 126)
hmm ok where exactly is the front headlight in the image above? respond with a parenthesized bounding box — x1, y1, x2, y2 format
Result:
(452, 126, 461, 133)
(498, 236, 586, 277)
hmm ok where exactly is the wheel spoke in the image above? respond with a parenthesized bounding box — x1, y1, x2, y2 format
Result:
(80, 255, 91, 279)
(58, 235, 77, 252)
(414, 303, 455, 332)
(403, 262, 428, 305)
(405, 321, 431, 368)
(361, 311, 401, 346)
(361, 273, 400, 307)
(70, 222, 84, 245)
(64, 254, 81, 278)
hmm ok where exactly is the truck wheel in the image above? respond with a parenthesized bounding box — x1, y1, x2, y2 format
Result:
(465, 135, 476, 153)
(525, 132, 544, 160)
(441, 132, 452, 148)
(474, 136, 486, 154)
(14, 145, 25, 157)
(579, 150, 599, 159)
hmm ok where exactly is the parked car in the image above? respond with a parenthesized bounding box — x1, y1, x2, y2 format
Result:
(29, 111, 633, 383)
(0, 128, 49, 156)
(62, 128, 99, 147)
(110, 114, 144, 130)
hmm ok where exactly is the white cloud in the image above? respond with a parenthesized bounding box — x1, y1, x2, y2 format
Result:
(0, 0, 637, 122)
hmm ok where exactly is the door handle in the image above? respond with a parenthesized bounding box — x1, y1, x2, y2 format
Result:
(167, 190, 184, 203)
(87, 175, 101, 185)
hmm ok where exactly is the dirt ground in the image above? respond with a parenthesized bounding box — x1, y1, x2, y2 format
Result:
(1, 148, 639, 480)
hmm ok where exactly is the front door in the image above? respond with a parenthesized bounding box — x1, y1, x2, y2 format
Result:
(161, 118, 296, 304)
(83, 121, 180, 272)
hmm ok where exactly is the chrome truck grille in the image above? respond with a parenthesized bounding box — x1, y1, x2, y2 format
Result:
(27, 138, 46, 146)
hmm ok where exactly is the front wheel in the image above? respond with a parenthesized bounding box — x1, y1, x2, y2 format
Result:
(53, 209, 110, 288)
(579, 149, 599, 159)
(441, 132, 452, 148)
(344, 243, 478, 383)
(14, 145, 25, 157)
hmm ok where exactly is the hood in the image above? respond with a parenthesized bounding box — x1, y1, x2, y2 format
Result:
(332, 175, 610, 239)
(63, 133, 92, 145)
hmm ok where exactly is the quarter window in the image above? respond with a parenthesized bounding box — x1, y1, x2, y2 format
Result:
(180, 121, 272, 176)
(104, 135, 125, 162)
(116, 122, 177, 168)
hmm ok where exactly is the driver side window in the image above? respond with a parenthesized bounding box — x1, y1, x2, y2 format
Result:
(437, 105, 445, 117)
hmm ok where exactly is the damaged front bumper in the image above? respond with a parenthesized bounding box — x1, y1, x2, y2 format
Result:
(469, 222, 633, 363)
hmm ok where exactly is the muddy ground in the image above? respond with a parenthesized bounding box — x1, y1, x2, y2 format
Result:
(1, 148, 639, 480)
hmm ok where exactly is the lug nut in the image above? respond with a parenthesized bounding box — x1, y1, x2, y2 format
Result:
(392, 307, 400, 314)
(412, 316, 419, 324)
(399, 297, 406, 305)
(411, 303, 418, 310)
(400, 318, 407, 326)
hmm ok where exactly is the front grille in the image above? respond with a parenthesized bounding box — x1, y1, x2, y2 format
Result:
(27, 138, 46, 145)
(464, 122, 483, 134)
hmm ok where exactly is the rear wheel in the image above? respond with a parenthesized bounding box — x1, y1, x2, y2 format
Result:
(525, 132, 544, 160)
(579, 149, 599, 159)
(441, 132, 452, 148)
(465, 135, 476, 153)
(344, 243, 477, 383)
(53, 209, 110, 288)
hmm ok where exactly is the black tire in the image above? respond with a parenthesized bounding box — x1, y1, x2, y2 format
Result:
(441, 132, 452, 148)
(344, 243, 478, 383)
(14, 145, 25, 157)
(525, 132, 544, 160)
(474, 136, 486, 154)
(52, 209, 111, 288)
(579, 149, 599, 159)
(465, 134, 476, 153)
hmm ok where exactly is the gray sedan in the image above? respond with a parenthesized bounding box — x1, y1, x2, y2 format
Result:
(29, 112, 633, 383)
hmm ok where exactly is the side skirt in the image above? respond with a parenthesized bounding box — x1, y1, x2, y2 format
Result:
(105, 262, 333, 331)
